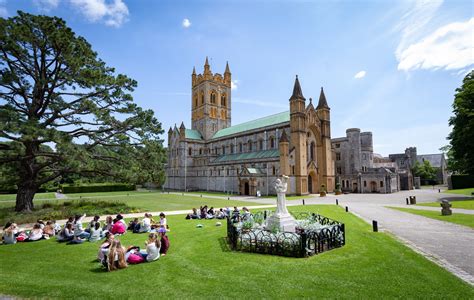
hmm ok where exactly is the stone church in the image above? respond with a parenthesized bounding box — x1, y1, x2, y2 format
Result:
(164, 58, 335, 195)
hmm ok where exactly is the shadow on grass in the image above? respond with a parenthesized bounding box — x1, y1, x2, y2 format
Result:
(218, 237, 232, 252)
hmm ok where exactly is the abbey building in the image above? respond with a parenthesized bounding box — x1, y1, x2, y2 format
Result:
(164, 58, 335, 195)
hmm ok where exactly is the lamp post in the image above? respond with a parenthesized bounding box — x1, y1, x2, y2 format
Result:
(266, 164, 269, 196)
(184, 144, 187, 192)
(223, 166, 226, 194)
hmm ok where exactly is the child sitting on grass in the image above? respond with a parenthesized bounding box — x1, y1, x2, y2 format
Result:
(27, 223, 44, 241)
(89, 222, 103, 242)
(87, 215, 101, 233)
(74, 213, 90, 239)
(57, 223, 74, 243)
(98, 232, 114, 262)
(106, 240, 127, 271)
(140, 233, 161, 262)
(2, 223, 18, 245)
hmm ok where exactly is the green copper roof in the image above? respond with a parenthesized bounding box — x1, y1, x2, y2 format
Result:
(185, 129, 203, 140)
(212, 111, 290, 139)
(212, 149, 280, 163)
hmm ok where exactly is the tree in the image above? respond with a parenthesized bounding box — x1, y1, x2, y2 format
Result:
(0, 12, 164, 212)
(412, 160, 437, 184)
(447, 70, 474, 175)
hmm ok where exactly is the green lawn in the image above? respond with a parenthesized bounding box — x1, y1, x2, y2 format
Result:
(388, 207, 474, 228)
(0, 192, 261, 225)
(0, 205, 472, 298)
(0, 192, 57, 202)
(443, 188, 474, 196)
(261, 195, 311, 200)
(417, 200, 474, 210)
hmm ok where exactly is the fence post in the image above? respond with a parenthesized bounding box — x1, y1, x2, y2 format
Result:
(372, 220, 378, 232)
(300, 232, 307, 257)
(341, 224, 346, 245)
(336, 199, 338, 205)
(345, 206, 348, 212)
(302, 199, 305, 205)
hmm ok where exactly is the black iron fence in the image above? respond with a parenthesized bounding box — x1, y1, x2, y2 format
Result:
(226, 212, 345, 258)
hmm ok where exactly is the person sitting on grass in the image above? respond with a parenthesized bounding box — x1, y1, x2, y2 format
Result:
(110, 218, 126, 235)
(139, 233, 161, 262)
(103, 216, 113, 233)
(116, 214, 126, 227)
(57, 223, 74, 243)
(186, 208, 200, 220)
(65, 216, 74, 227)
(89, 222, 104, 242)
(74, 214, 90, 239)
(37, 219, 45, 229)
(52, 220, 61, 234)
(241, 207, 252, 222)
(98, 232, 114, 262)
(158, 228, 169, 256)
(138, 213, 152, 233)
(43, 221, 56, 237)
(207, 207, 215, 219)
(128, 218, 140, 232)
(86, 215, 101, 233)
(28, 223, 44, 242)
(200, 205, 208, 219)
(106, 240, 127, 271)
(216, 208, 226, 219)
(2, 223, 18, 245)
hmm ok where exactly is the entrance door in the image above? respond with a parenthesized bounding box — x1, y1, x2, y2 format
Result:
(352, 182, 358, 193)
(244, 182, 250, 195)
(308, 174, 313, 194)
(370, 181, 377, 193)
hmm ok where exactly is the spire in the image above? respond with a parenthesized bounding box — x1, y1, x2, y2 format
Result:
(204, 56, 209, 67)
(317, 87, 329, 109)
(225, 61, 230, 73)
(168, 126, 173, 134)
(290, 75, 305, 101)
(279, 130, 289, 143)
(204, 56, 211, 75)
(192, 66, 196, 75)
(179, 121, 185, 129)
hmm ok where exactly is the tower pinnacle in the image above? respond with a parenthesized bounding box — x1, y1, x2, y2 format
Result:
(317, 87, 329, 109)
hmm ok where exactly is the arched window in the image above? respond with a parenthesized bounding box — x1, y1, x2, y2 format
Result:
(239, 143, 243, 153)
(214, 147, 218, 154)
(210, 91, 217, 104)
(270, 137, 275, 149)
(200, 91, 204, 105)
(188, 148, 192, 156)
(259, 139, 263, 150)
(193, 94, 198, 107)
(248, 140, 252, 152)
(222, 145, 226, 155)
(230, 144, 234, 154)
(272, 166, 276, 175)
(221, 94, 226, 107)
(310, 142, 315, 161)
(199, 148, 202, 155)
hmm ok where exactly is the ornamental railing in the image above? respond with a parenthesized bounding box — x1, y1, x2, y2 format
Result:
(226, 211, 345, 258)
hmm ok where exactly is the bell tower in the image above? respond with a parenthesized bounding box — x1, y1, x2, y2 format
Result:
(191, 57, 232, 140)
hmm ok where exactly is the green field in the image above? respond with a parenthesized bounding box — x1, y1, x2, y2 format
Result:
(388, 207, 474, 228)
(417, 200, 474, 210)
(443, 188, 474, 196)
(0, 192, 261, 225)
(0, 205, 472, 299)
(0, 192, 57, 201)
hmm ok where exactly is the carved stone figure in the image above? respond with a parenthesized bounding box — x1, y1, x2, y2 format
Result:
(265, 175, 296, 232)
(440, 199, 452, 216)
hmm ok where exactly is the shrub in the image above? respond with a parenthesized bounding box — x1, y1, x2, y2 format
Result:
(450, 175, 474, 189)
(61, 183, 136, 194)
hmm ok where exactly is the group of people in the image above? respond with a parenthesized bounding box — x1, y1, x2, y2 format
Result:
(186, 206, 252, 222)
(2, 212, 171, 272)
(97, 229, 169, 271)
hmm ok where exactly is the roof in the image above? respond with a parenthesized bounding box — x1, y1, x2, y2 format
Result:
(417, 154, 445, 168)
(212, 149, 280, 163)
(212, 111, 290, 139)
(246, 168, 266, 175)
(317, 87, 329, 109)
(290, 75, 305, 101)
(185, 129, 203, 140)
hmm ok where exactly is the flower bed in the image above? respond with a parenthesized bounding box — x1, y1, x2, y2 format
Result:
(227, 211, 345, 258)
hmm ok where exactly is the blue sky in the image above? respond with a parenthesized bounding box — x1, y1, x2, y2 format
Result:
(1, 0, 472, 156)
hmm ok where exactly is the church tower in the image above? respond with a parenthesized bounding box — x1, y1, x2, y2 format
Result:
(289, 76, 308, 195)
(316, 87, 335, 192)
(191, 58, 232, 140)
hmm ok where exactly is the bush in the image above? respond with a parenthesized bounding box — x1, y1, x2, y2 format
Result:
(61, 183, 135, 194)
(451, 175, 474, 189)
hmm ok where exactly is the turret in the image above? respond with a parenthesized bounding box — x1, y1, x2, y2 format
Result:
(179, 122, 186, 140)
(316, 87, 331, 138)
(203, 56, 211, 79)
(192, 66, 196, 86)
(167, 127, 173, 146)
(224, 61, 231, 86)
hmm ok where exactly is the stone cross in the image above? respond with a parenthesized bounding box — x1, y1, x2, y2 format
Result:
(265, 175, 296, 232)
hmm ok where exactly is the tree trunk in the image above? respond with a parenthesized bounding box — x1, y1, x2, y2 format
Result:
(15, 183, 37, 212)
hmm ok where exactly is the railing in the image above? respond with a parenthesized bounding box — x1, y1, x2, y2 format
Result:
(226, 211, 345, 258)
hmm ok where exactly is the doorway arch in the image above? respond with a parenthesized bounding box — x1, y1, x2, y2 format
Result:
(244, 182, 250, 195)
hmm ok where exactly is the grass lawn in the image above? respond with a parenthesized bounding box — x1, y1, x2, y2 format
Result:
(0, 192, 57, 202)
(388, 207, 474, 229)
(0, 192, 261, 225)
(443, 188, 474, 196)
(0, 205, 473, 299)
(261, 195, 311, 200)
(417, 200, 474, 210)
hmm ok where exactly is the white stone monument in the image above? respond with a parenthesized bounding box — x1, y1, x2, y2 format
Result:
(265, 175, 296, 232)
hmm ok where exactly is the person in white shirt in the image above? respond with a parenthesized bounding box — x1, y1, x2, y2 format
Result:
(2, 223, 18, 244)
(159, 213, 167, 227)
(89, 222, 103, 242)
(140, 233, 161, 262)
(74, 213, 90, 239)
(139, 213, 152, 233)
(28, 223, 44, 241)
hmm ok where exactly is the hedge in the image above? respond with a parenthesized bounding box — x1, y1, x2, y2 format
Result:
(61, 183, 136, 194)
(450, 175, 474, 189)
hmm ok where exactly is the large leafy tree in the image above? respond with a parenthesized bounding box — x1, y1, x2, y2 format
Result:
(412, 160, 437, 183)
(448, 70, 474, 175)
(0, 12, 163, 212)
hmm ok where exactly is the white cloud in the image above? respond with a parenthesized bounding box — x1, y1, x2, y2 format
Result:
(398, 18, 474, 71)
(182, 18, 191, 28)
(354, 71, 366, 79)
(394, 0, 444, 60)
(70, 0, 129, 28)
(231, 79, 239, 90)
(33, 0, 60, 11)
